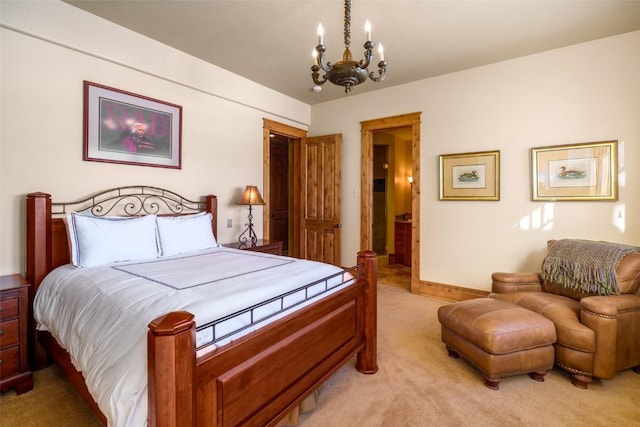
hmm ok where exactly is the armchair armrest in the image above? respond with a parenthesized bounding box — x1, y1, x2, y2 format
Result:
(580, 294, 640, 379)
(491, 272, 542, 293)
(580, 294, 640, 317)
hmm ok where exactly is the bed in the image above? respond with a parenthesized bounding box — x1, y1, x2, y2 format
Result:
(25, 186, 377, 427)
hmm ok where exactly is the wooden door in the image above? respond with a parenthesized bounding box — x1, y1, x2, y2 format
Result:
(300, 134, 342, 264)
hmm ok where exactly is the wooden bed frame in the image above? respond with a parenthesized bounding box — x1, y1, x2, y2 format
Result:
(25, 187, 377, 427)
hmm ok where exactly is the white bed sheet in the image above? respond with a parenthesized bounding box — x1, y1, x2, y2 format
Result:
(33, 247, 352, 427)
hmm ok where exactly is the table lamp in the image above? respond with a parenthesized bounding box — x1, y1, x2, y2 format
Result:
(237, 185, 265, 246)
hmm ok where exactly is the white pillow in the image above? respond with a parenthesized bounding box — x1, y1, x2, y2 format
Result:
(66, 213, 159, 267)
(156, 212, 218, 257)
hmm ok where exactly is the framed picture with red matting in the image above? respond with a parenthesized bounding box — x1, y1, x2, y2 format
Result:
(83, 81, 182, 169)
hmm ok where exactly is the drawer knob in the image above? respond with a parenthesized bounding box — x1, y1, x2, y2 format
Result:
(0, 330, 4, 336)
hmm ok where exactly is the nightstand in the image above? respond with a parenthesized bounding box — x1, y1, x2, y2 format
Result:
(223, 239, 283, 256)
(0, 274, 33, 394)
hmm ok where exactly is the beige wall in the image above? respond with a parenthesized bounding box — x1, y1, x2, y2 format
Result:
(0, 1, 309, 275)
(2, 2, 639, 292)
(311, 30, 640, 290)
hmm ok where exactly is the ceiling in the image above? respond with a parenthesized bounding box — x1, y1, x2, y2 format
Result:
(65, 1, 640, 105)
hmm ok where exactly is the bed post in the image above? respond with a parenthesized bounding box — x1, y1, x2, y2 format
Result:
(148, 311, 197, 427)
(26, 192, 52, 288)
(355, 250, 378, 374)
(26, 192, 52, 369)
(204, 194, 218, 240)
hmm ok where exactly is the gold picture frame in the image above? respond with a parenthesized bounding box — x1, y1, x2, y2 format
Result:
(439, 150, 500, 201)
(531, 140, 618, 201)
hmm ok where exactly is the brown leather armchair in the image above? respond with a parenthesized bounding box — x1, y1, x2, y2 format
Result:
(490, 239, 640, 388)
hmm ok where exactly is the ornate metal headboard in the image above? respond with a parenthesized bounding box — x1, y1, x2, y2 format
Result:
(51, 185, 207, 217)
(26, 186, 218, 288)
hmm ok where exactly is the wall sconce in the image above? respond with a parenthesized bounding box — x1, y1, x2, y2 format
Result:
(236, 185, 265, 247)
(407, 176, 413, 186)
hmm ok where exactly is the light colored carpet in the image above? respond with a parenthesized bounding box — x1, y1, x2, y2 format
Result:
(301, 276, 640, 426)
(2, 265, 639, 426)
(0, 362, 102, 426)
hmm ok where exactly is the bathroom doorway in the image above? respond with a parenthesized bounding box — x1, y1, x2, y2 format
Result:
(360, 112, 421, 294)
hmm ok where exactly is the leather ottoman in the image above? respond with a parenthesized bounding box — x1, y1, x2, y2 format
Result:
(438, 298, 556, 389)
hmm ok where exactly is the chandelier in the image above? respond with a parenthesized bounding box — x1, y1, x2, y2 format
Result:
(311, 0, 387, 94)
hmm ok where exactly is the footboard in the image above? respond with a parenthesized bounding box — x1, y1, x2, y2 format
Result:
(148, 251, 377, 427)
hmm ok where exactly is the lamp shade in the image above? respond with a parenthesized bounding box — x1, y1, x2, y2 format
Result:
(237, 186, 265, 206)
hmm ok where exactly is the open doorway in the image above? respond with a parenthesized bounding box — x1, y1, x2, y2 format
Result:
(268, 133, 294, 255)
(360, 112, 421, 294)
(262, 119, 306, 258)
(373, 128, 413, 268)
(372, 144, 389, 256)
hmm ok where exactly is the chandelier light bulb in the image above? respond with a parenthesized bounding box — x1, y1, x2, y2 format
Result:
(317, 23, 324, 45)
(378, 43, 384, 61)
(365, 20, 371, 41)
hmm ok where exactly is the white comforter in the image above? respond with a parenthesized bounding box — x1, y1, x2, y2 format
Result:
(34, 247, 349, 427)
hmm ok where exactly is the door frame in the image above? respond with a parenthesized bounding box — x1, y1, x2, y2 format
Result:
(263, 119, 307, 258)
(360, 112, 421, 293)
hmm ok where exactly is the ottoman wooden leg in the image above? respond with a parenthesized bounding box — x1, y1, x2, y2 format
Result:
(445, 344, 460, 359)
(483, 377, 501, 390)
(571, 374, 592, 389)
(528, 370, 547, 382)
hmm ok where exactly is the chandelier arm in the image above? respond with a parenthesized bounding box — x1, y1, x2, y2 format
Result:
(315, 45, 334, 73)
(368, 61, 388, 82)
(311, 65, 329, 85)
(318, 57, 334, 73)
(359, 41, 375, 70)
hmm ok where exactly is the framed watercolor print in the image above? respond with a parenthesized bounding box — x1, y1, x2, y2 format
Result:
(439, 150, 500, 200)
(83, 81, 182, 169)
(531, 140, 617, 201)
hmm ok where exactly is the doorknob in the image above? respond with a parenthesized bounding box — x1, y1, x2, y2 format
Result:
(334, 223, 340, 228)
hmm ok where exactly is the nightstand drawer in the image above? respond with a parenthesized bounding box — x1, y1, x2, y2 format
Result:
(223, 240, 283, 256)
(0, 319, 19, 348)
(0, 297, 19, 321)
(248, 242, 283, 255)
(0, 346, 19, 378)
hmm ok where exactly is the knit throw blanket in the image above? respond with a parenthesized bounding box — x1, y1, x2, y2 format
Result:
(540, 239, 640, 295)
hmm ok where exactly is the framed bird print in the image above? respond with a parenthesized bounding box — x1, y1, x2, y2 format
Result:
(531, 140, 617, 201)
(439, 150, 500, 201)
